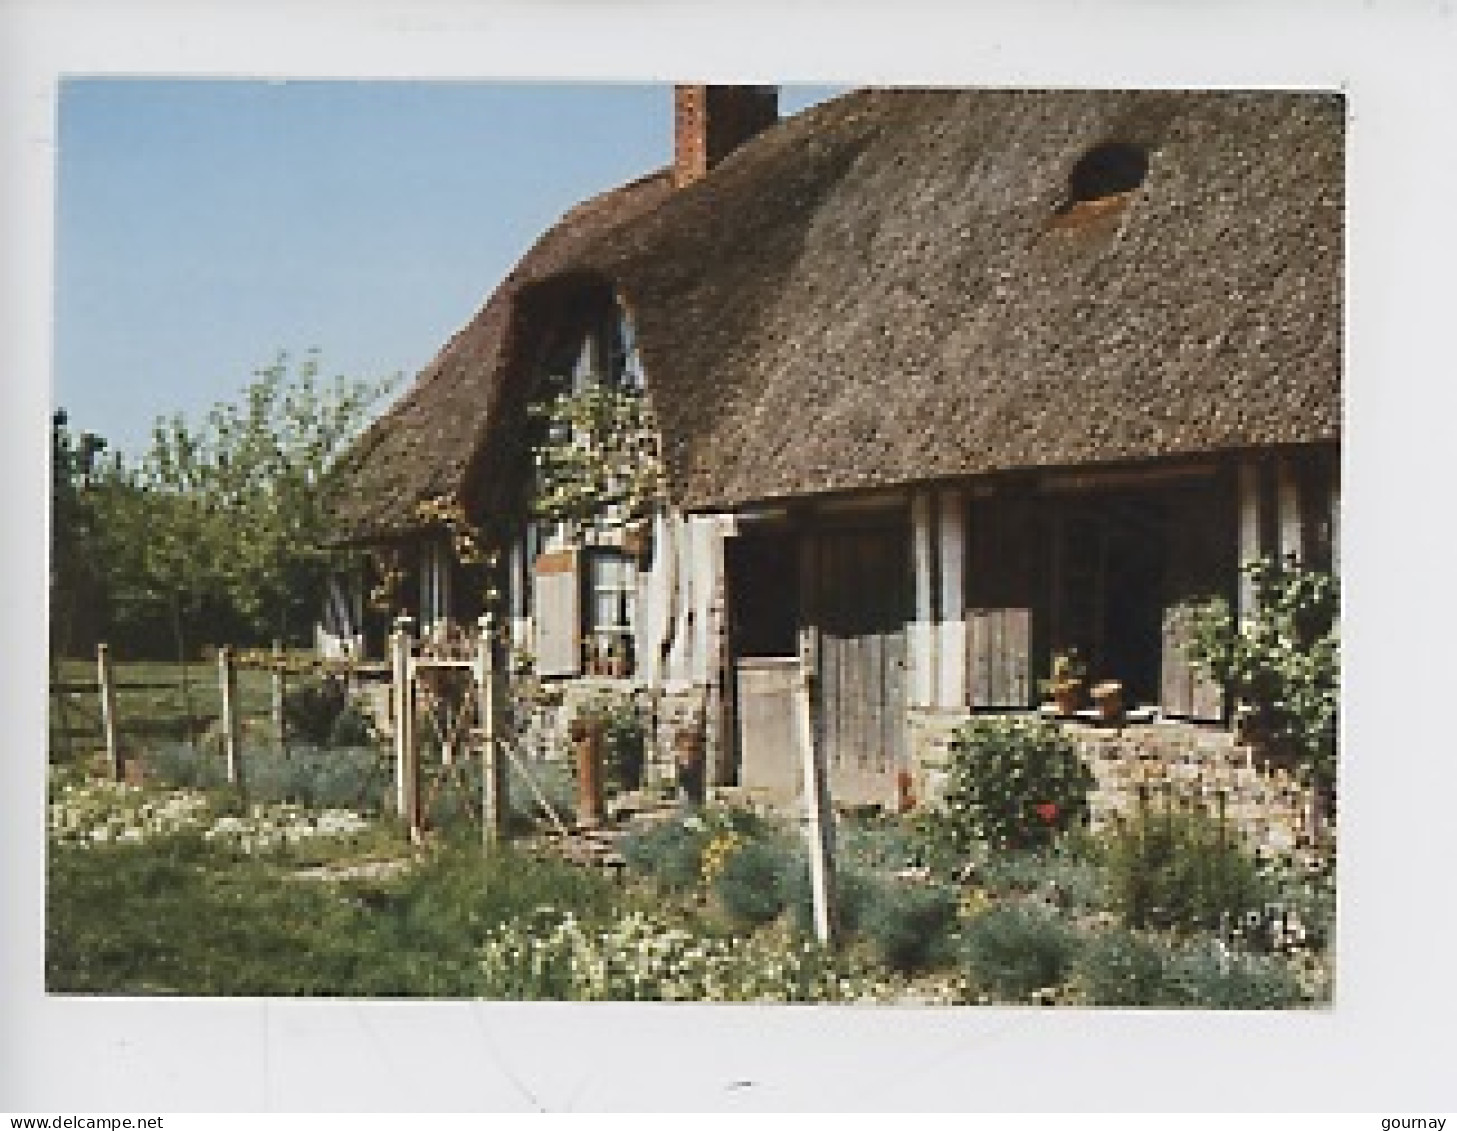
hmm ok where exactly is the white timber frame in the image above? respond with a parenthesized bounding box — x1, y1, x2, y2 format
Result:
(936, 488, 967, 709)
(1237, 460, 1262, 624)
(909, 490, 937, 707)
(419, 538, 452, 635)
(1276, 456, 1304, 563)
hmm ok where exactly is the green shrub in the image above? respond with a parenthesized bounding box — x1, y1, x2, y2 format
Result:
(857, 879, 961, 974)
(1180, 557, 1339, 794)
(1076, 927, 1178, 1007)
(147, 741, 390, 813)
(783, 858, 876, 939)
(1164, 938, 1307, 1009)
(620, 817, 710, 894)
(975, 843, 1105, 913)
(149, 741, 230, 791)
(927, 717, 1094, 853)
(962, 900, 1083, 1002)
(1103, 802, 1267, 935)
(1255, 847, 1336, 954)
(571, 693, 647, 795)
(711, 836, 793, 926)
(282, 676, 348, 747)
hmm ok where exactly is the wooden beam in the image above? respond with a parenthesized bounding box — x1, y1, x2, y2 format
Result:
(96, 644, 120, 782)
(909, 491, 936, 707)
(1237, 461, 1262, 623)
(218, 646, 241, 788)
(477, 616, 507, 849)
(391, 617, 420, 842)
(1277, 457, 1303, 564)
(795, 648, 837, 947)
(1040, 461, 1219, 495)
(936, 489, 966, 709)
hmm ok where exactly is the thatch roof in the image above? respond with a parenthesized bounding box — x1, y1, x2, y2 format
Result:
(331, 87, 1342, 540)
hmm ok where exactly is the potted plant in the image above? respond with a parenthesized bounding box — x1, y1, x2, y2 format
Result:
(1039, 649, 1087, 716)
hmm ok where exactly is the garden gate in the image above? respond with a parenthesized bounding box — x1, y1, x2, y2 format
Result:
(388, 615, 570, 845)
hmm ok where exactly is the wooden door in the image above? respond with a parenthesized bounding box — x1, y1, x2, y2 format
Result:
(967, 496, 1044, 708)
(1160, 478, 1231, 721)
(813, 525, 910, 807)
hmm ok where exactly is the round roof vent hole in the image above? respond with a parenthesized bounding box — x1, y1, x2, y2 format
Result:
(1061, 142, 1149, 211)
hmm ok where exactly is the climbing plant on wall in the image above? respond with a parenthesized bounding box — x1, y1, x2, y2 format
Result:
(527, 378, 666, 537)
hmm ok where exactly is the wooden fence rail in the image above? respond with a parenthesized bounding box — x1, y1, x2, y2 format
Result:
(50, 629, 569, 855)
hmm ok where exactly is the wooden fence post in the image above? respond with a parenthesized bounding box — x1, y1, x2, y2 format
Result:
(96, 643, 121, 782)
(218, 646, 242, 787)
(478, 614, 508, 849)
(391, 617, 419, 841)
(271, 638, 287, 754)
(794, 645, 837, 947)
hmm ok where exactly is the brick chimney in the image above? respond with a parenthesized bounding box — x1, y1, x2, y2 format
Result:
(673, 85, 779, 189)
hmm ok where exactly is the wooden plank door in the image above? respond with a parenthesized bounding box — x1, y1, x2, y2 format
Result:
(813, 525, 909, 807)
(1160, 478, 1231, 721)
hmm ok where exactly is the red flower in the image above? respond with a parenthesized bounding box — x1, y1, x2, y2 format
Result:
(1034, 802, 1059, 824)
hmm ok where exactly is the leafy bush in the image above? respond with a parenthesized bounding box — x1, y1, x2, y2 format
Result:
(973, 843, 1106, 913)
(1103, 802, 1267, 935)
(926, 717, 1094, 853)
(149, 741, 231, 792)
(1163, 938, 1307, 1009)
(147, 740, 391, 813)
(621, 816, 711, 894)
(1076, 927, 1178, 1007)
(1255, 847, 1336, 954)
(709, 836, 794, 926)
(598, 697, 647, 794)
(282, 676, 346, 746)
(961, 901, 1083, 1002)
(1180, 557, 1339, 793)
(857, 880, 961, 974)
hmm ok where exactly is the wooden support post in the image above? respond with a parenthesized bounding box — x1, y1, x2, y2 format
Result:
(96, 643, 121, 782)
(909, 490, 936, 707)
(477, 614, 508, 849)
(795, 639, 837, 947)
(391, 617, 419, 841)
(271, 638, 287, 754)
(1237, 461, 1262, 625)
(218, 646, 242, 787)
(936, 489, 966, 709)
(1276, 457, 1303, 565)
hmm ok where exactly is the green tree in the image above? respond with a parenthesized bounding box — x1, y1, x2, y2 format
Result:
(50, 409, 109, 655)
(85, 350, 396, 657)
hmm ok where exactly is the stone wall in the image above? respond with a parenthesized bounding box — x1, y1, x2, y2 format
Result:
(907, 707, 1322, 852)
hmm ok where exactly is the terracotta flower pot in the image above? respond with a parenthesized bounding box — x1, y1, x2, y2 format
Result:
(1053, 685, 1082, 717)
(1092, 680, 1123, 723)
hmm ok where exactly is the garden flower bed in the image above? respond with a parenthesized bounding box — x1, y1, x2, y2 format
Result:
(45, 755, 1333, 1005)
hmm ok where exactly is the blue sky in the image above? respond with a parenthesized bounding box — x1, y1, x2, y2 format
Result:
(54, 80, 843, 458)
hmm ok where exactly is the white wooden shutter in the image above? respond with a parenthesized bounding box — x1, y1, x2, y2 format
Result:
(533, 548, 581, 677)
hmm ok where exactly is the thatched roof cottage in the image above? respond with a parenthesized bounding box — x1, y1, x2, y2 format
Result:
(326, 86, 1342, 808)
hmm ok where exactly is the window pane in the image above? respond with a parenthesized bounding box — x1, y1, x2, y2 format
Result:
(593, 592, 620, 629)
